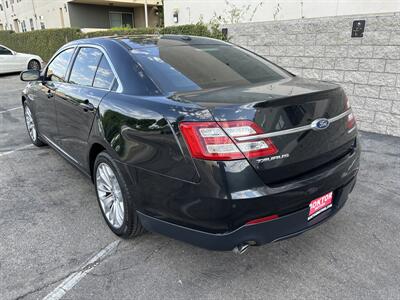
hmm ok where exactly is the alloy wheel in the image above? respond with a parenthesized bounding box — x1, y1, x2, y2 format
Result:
(28, 60, 40, 70)
(96, 162, 125, 229)
(24, 105, 37, 142)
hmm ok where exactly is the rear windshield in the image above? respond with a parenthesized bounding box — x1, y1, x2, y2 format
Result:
(131, 45, 290, 94)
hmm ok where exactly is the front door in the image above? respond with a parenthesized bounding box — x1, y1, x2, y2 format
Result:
(35, 47, 75, 141)
(0, 45, 16, 73)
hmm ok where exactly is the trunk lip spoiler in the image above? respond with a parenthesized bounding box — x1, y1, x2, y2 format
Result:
(235, 109, 352, 141)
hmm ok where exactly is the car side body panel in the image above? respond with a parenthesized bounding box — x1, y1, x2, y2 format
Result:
(96, 92, 205, 182)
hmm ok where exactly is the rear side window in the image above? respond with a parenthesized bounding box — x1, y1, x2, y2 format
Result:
(93, 56, 115, 90)
(47, 48, 74, 82)
(69, 47, 102, 87)
(0, 46, 12, 55)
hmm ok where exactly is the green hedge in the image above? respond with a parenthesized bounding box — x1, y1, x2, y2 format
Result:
(85, 27, 157, 38)
(0, 28, 82, 61)
(0, 24, 225, 61)
(86, 24, 224, 39)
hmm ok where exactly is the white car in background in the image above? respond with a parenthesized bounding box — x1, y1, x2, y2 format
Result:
(0, 44, 44, 74)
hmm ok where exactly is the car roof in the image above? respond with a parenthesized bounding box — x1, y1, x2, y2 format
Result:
(67, 34, 229, 49)
(57, 35, 231, 96)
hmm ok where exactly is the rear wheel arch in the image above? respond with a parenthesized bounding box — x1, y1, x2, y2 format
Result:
(93, 151, 145, 237)
(89, 143, 106, 181)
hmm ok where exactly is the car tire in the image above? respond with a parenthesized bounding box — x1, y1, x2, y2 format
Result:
(27, 59, 41, 70)
(23, 102, 46, 147)
(94, 151, 145, 238)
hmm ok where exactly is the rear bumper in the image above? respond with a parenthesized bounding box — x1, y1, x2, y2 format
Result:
(138, 175, 356, 251)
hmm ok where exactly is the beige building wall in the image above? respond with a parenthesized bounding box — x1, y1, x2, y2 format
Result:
(164, 0, 400, 26)
(0, 0, 70, 31)
(0, 0, 160, 32)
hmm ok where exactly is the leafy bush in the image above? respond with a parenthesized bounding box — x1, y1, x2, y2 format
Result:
(86, 23, 225, 39)
(0, 23, 225, 62)
(0, 28, 81, 61)
(86, 27, 157, 38)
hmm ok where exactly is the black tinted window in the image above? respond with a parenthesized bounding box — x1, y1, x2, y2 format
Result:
(0, 46, 12, 55)
(133, 45, 289, 93)
(93, 56, 115, 90)
(69, 47, 102, 87)
(47, 48, 74, 82)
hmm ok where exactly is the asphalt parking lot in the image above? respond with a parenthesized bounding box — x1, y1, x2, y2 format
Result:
(0, 73, 399, 300)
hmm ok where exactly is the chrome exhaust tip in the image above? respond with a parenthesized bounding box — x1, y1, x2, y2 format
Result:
(233, 243, 250, 254)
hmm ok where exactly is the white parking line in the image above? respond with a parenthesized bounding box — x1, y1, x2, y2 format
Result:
(0, 107, 22, 114)
(0, 144, 34, 157)
(43, 240, 120, 300)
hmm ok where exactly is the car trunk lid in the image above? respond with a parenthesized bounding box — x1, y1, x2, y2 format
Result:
(173, 77, 357, 185)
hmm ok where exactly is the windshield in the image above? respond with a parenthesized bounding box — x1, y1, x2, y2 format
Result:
(131, 44, 291, 94)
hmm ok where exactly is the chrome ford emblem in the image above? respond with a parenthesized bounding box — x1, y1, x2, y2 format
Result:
(311, 118, 330, 130)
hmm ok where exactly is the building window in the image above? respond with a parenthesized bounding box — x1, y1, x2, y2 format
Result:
(40, 22, 45, 29)
(29, 18, 34, 31)
(5, 1, 8, 9)
(109, 12, 134, 28)
(21, 20, 26, 32)
(0, 4, 3, 11)
(13, 19, 19, 32)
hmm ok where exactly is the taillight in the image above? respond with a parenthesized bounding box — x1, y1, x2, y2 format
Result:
(179, 122, 244, 160)
(218, 121, 278, 159)
(179, 120, 278, 161)
(344, 95, 356, 129)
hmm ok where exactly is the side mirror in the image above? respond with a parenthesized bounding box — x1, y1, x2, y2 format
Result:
(20, 70, 41, 82)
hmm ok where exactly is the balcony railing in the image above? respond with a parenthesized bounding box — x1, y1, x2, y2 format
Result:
(68, 0, 161, 7)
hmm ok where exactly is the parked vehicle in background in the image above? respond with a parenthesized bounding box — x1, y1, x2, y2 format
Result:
(0, 45, 43, 74)
(19, 35, 360, 253)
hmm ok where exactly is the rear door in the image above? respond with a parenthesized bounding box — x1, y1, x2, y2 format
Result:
(55, 46, 116, 166)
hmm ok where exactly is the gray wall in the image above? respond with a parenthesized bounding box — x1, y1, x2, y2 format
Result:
(225, 12, 400, 137)
(68, 3, 137, 29)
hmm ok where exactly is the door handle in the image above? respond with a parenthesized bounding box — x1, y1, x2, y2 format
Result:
(79, 100, 95, 112)
(47, 90, 54, 98)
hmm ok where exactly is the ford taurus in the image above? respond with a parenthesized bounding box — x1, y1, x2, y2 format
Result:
(20, 35, 360, 253)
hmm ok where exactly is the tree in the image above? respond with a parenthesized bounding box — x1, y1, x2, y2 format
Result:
(211, 0, 264, 25)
